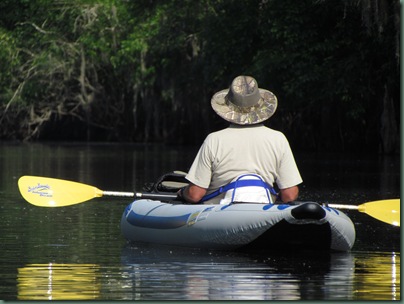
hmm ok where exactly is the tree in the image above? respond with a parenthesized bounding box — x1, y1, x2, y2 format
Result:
(0, 0, 399, 153)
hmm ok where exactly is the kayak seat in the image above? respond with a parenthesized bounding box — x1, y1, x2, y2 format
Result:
(291, 202, 326, 220)
(144, 171, 189, 193)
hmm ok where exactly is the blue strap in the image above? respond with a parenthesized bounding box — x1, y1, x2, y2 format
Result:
(200, 178, 277, 203)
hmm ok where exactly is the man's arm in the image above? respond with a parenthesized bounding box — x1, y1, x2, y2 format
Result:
(178, 183, 207, 203)
(279, 185, 299, 202)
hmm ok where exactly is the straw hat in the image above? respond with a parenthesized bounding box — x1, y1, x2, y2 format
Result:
(211, 75, 277, 125)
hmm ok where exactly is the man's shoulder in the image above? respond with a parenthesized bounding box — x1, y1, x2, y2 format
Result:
(206, 124, 286, 140)
(206, 127, 233, 137)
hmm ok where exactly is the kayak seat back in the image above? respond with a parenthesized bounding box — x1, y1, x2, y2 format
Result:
(144, 171, 189, 193)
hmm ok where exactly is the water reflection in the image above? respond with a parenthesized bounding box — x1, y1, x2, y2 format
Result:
(353, 252, 400, 300)
(17, 263, 100, 300)
(117, 245, 400, 300)
(118, 245, 355, 300)
(15, 248, 400, 300)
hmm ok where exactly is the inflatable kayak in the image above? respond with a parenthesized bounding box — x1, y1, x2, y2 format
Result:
(120, 200, 356, 251)
(17, 174, 398, 252)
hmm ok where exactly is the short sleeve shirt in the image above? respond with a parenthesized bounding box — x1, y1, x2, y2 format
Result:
(186, 124, 303, 195)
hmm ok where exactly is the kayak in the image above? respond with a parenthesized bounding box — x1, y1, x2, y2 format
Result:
(120, 200, 356, 251)
(16, 173, 398, 252)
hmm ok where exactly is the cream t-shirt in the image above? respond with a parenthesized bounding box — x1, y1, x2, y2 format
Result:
(186, 124, 302, 202)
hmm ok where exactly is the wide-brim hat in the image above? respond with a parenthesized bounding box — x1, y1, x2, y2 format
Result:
(211, 75, 277, 125)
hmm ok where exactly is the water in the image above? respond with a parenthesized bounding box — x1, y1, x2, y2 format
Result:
(0, 142, 400, 300)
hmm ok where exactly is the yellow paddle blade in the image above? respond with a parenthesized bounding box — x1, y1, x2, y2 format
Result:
(18, 176, 103, 207)
(358, 199, 400, 227)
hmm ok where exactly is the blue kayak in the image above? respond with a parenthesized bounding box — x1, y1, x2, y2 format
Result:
(121, 200, 356, 251)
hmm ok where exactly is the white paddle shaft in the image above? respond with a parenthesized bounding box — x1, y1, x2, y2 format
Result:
(327, 204, 359, 210)
(102, 190, 178, 200)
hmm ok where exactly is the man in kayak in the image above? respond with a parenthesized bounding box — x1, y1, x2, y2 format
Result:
(178, 75, 302, 204)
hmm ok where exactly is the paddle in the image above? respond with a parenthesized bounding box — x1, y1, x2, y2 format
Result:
(327, 200, 400, 227)
(18, 176, 400, 226)
(18, 175, 178, 208)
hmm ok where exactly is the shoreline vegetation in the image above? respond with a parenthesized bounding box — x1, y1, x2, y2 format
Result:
(0, 0, 399, 154)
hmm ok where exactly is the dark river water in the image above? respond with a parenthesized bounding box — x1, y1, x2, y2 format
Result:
(0, 142, 400, 300)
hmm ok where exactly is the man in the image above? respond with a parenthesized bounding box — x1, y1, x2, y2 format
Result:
(178, 75, 302, 204)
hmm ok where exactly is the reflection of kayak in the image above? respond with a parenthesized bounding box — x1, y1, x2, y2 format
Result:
(120, 245, 355, 300)
(120, 200, 356, 251)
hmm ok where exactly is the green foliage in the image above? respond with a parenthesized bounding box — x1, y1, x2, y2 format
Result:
(0, 0, 399, 152)
(0, 29, 19, 102)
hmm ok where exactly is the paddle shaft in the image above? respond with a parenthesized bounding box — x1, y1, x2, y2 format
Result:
(103, 190, 178, 200)
(327, 204, 360, 210)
